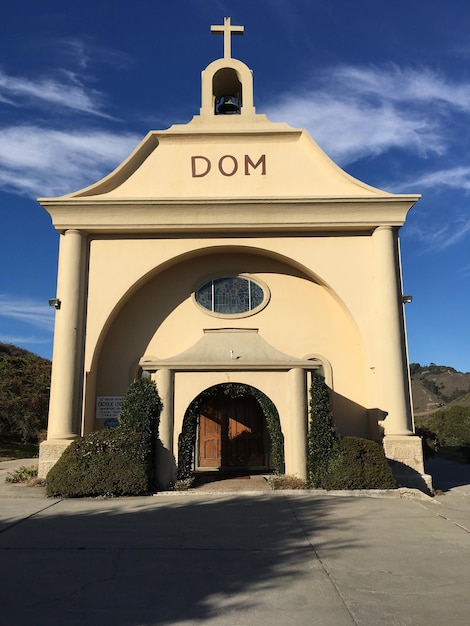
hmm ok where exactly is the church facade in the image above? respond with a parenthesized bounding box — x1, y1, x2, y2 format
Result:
(38, 18, 426, 487)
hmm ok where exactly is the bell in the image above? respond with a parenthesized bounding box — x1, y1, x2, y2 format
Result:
(217, 95, 240, 114)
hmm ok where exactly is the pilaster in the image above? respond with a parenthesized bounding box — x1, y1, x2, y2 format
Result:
(373, 226, 413, 436)
(286, 367, 307, 480)
(38, 229, 88, 477)
(154, 369, 176, 488)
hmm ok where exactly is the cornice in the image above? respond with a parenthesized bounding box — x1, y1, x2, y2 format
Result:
(38, 195, 420, 234)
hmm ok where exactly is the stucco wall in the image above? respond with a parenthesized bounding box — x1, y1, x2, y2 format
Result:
(83, 239, 372, 439)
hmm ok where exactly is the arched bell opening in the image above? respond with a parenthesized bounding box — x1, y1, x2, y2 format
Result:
(213, 68, 242, 114)
(177, 383, 284, 480)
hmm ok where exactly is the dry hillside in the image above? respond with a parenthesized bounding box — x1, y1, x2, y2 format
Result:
(411, 364, 470, 416)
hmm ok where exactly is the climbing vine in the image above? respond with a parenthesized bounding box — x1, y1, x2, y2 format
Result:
(177, 383, 284, 479)
(307, 375, 339, 487)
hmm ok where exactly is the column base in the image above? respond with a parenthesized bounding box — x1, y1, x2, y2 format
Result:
(383, 435, 433, 494)
(155, 440, 177, 489)
(38, 439, 76, 478)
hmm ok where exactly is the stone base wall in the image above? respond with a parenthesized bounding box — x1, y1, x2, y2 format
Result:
(38, 439, 75, 478)
(383, 435, 433, 494)
(383, 435, 424, 472)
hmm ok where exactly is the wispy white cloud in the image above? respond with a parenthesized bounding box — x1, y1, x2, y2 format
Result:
(265, 64, 466, 165)
(266, 63, 470, 254)
(406, 166, 470, 192)
(331, 65, 470, 111)
(0, 334, 52, 346)
(268, 93, 442, 164)
(0, 295, 55, 331)
(58, 38, 134, 72)
(0, 68, 111, 117)
(59, 38, 90, 70)
(0, 126, 141, 196)
(459, 264, 470, 278)
(404, 215, 470, 252)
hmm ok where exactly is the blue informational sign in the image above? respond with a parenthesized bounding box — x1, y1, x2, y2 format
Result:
(104, 418, 119, 429)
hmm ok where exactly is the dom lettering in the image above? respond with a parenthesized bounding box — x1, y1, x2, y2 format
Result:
(191, 154, 266, 178)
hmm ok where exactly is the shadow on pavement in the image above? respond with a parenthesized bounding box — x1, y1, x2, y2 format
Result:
(0, 494, 363, 625)
(425, 457, 470, 492)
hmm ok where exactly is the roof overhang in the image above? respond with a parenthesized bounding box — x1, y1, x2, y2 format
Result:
(38, 195, 420, 235)
(140, 328, 323, 371)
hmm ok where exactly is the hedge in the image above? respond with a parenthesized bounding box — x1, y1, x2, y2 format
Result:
(46, 428, 151, 497)
(322, 436, 397, 490)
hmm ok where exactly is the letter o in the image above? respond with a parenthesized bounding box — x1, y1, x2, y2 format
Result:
(218, 155, 238, 176)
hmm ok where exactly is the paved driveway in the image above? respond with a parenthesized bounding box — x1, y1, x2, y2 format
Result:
(0, 458, 469, 626)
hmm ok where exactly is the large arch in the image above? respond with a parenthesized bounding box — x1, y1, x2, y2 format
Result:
(83, 243, 370, 439)
(89, 243, 331, 365)
(88, 242, 363, 374)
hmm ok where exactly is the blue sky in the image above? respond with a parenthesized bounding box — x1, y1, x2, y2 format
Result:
(0, 1, 469, 372)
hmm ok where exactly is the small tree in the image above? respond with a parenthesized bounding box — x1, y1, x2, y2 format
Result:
(307, 375, 339, 488)
(119, 377, 162, 438)
(119, 377, 163, 487)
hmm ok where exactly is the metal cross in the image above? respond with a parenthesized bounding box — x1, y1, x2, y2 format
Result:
(211, 17, 244, 59)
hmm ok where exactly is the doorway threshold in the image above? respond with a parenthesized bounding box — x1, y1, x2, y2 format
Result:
(192, 471, 272, 492)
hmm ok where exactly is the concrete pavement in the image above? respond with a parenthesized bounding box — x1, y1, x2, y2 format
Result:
(0, 457, 469, 625)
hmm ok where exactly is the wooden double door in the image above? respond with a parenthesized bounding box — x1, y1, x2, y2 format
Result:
(198, 393, 265, 468)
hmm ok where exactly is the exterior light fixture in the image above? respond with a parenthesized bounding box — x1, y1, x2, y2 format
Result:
(48, 298, 61, 309)
(402, 295, 413, 304)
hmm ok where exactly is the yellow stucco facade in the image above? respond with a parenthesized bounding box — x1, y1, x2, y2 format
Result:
(38, 18, 427, 488)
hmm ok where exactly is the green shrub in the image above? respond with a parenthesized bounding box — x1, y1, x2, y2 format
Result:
(254, 390, 285, 474)
(415, 425, 439, 459)
(436, 445, 468, 463)
(307, 376, 339, 488)
(322, 437, 397, 490)
(46, 429, 151, 497)
(417, 406, 470, 448)
(119, 377, 163, 486)
(173, 477, 196, 491)
(459, 445, 470, 464)
(0, 440, 38, 461)
(0, 344, 51, 443)
(5, 465, 38, 483)
(118, 378, 162, 437)
(268, 474, 307, 490)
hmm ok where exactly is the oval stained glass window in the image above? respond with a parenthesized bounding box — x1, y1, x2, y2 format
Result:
(195, 276, 266, 316)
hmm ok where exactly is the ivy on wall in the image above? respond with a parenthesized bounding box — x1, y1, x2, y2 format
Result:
(307, 374, 339, 487)
(177, 383, 285, 479)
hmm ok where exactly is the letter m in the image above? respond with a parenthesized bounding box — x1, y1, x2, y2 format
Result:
(244, 154, 266, 176)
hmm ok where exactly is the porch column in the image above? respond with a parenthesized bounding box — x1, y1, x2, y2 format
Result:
(372, 226, 427, 482)
(373, 226, 413, 436)
(287, 367, 307, 480)
(39, 229, 87, 477)
(155, 368, 176, 488)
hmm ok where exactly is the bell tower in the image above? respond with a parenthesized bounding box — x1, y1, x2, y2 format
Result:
(199, 17, 256, 120)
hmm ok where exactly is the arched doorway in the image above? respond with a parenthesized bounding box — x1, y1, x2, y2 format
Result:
(199, 391, 265, 468)
(177, 383, 284, 479)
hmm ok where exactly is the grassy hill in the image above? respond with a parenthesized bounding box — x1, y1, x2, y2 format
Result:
(0, 343, 51, 444)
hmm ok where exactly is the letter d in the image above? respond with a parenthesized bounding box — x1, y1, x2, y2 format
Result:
(191, 156, 211, 177)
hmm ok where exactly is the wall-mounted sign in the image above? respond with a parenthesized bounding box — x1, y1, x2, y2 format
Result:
(191, 154, 266, 177)
(96, 396, 123, 420)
